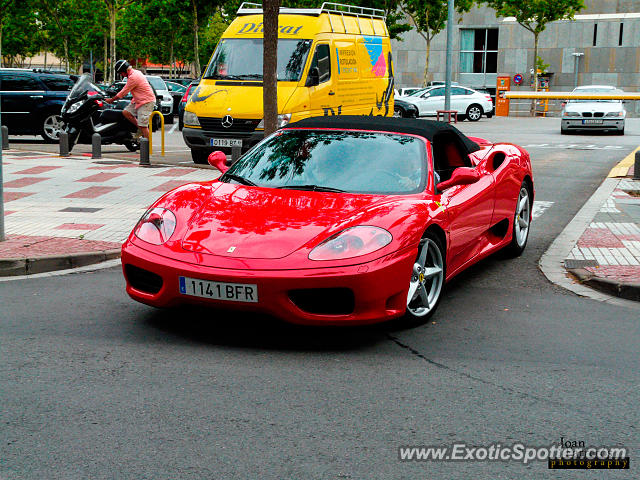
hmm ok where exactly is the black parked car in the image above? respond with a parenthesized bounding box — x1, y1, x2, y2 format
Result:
(103, 81, 163, 131)
(0, 68, 75, 142)
(393, 97, 419, 118)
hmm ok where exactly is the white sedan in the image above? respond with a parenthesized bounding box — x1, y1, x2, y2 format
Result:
(399, 86, 493, 121)
(561, 85, 626, 135)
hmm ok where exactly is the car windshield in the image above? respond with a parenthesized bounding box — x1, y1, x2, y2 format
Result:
(147, 76, 167, 91)
(407, 88, 429, 97)
(221, 130, 427, 194)
(203, 38, 312, 81)
(568, 88, 622, 103)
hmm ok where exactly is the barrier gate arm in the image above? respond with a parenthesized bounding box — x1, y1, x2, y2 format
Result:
(147, 111, 165, 156)
(503, 92, 640, 100)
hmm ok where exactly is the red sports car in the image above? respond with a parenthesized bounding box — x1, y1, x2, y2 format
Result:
(122, 116, 533, 326)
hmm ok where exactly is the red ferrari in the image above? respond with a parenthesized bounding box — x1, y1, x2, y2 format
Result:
(122, 116, 533, 325)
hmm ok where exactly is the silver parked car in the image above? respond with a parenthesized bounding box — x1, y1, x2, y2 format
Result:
(145, 75, 174, 124)
(561, 85, 625, 135)
(399, 85, 493, 121)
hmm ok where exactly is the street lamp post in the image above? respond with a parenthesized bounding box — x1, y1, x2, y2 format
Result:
(444, 0, 454, 111)
(572, 52, 584, 88)
(0, 102, 5, 241)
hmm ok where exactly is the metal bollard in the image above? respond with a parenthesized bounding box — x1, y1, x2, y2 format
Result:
(634, 150, 640, 180)
(59, 132, 70, 157)
(92, 133, 102, 159)
(231, 146, 242, 165)
(139, 138, 150, 166)
(1, 125, 8, 150)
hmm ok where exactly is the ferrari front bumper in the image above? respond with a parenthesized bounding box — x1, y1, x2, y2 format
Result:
(121, 241, 416, 326)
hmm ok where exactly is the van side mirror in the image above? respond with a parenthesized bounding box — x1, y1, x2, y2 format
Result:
(306, 67, 320, 87)
(436, 167, 480, 191)
(208, 151, 229, 173)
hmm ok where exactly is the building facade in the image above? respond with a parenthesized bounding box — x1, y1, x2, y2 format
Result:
(392, 0, 640, 115)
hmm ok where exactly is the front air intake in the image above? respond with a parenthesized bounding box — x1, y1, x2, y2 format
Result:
(288, 288, 355, 315)
(124, 264, 163, 294)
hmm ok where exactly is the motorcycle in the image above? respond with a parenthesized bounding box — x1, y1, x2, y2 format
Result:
(61, 74, 140, 152)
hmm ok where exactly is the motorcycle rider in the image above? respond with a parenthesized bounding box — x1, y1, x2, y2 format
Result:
(105, 60, 155, 141)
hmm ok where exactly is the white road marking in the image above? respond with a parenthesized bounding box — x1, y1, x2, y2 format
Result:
(169, 123, 179, 134)
(532, 200, 554, 220)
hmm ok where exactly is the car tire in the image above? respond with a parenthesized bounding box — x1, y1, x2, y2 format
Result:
(616, 128, 625, 135)
(465, 104, 482, 122)
(124, 140, 140, 152)
(560, 128, 568, 135)
(400, 231, 446, 326)
(41, 113, 65, 143)
(393, 106, 405, 118)
(164, 114, 174, 125)
(504, 182, 532, 257)
(486, 112, 494, 119)
(191, 149, 209, 165)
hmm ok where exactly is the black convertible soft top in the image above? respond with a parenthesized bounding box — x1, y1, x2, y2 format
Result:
(285, 115, 481, 155)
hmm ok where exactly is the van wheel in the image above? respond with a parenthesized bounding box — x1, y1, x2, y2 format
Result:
(465, 104, 482, 122)
(191, 149, 209, 164)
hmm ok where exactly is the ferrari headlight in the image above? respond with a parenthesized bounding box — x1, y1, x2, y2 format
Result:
(309, 226, 392, 261)
(563, 111, 580, 117)
(605, 111, 625, 117)
(134, 207, 177, 245)
(257, 114, 291, 130)
(183, 110, 200, 126)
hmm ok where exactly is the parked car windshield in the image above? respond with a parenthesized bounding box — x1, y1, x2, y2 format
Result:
(204, 38, 312, 82)
(222, 129, 427, 194)
(146, 76, 168, 91)
(568, 87, 623, 103)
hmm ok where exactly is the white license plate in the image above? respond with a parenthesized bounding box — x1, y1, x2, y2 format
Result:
(209, 138, 242, 148)
(179, 276, 258, 303)
(582, 119, 603, 124)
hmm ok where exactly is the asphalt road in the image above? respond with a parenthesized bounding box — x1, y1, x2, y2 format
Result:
(1, 117, 639, 479)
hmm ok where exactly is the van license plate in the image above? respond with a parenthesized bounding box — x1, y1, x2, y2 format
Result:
(179, 276, 258, 302)
(210, 138, 243, 147)
(582, 119, 603, 124)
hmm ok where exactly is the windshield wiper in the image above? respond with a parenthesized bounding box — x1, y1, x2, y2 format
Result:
(277, 184, 345, 193)
(222, 173, 256, 186)
(203, 74, 244, 80)
(238, 74, 263, 80)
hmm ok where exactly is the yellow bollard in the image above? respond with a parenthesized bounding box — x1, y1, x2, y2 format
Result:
(147, 111, 165, 156)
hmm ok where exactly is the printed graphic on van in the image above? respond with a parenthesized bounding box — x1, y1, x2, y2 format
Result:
(363, 36, 386, 77)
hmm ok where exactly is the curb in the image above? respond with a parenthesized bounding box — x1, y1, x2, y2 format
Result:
(0, 249, 121, 277)
(567, 268, 640, 302)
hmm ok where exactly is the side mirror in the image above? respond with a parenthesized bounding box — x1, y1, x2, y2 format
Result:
(208, 151, 229, 173)
(436, 167, 480, 191)
(306, 67, 319, 87)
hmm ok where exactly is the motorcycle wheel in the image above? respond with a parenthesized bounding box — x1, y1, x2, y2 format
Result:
(124, 140, 140, 152)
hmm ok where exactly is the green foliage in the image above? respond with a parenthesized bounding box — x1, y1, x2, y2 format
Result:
(484, 0, 584, 35)
(401, 0, 475, 41)
(535, 55, 549, 74)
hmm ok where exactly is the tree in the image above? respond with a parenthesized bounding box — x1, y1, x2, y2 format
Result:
(103, 0, 137, 82)
(401, 0, 474, 86)
(262, 0, 281, 136)
(484, 0, 584, 113)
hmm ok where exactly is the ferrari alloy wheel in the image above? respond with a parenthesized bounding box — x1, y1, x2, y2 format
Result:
(465, 104, 482, 122)
(505, 183, 531, 256)
(41, 114, 65, 142)
(405, 233, 445, 321)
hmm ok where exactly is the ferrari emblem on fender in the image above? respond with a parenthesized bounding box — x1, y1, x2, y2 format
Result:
(227, 246, 236, 253)
(222, 115, 234, 128)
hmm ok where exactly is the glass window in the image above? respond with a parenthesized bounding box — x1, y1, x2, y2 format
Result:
(459, 29, 498, 74)
(451, 87, 466, 95)
(146, 76, 167, 90)
(204, 38, 312, 82)
(0, 73, 42, 91)
(223, 130, 427, 194)
(41, 76, 74, 91)
(310, 44, 331, 84)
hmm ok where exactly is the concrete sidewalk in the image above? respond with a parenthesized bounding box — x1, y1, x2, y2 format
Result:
(0, 149, 218, 276)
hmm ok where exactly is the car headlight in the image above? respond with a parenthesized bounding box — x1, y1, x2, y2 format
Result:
(134, 207, 177, 245)
(257, 114, 291, 130)
(183, 110, 200, 126)
(605, 111, 625, 117)
(309, 226, 392, 261)
(563, 111, 580, 117)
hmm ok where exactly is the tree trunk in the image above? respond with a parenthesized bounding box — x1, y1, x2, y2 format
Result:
(423, 35, 431, 87)
(63, 37, 69, 72)
(103, 33, 108, 82)
(109, 3, 117, 83)
(530, 32, 539, 116)
(263, 0, 280, 136)
(0, 22, 3, 68)
(191, 0, 200, 78)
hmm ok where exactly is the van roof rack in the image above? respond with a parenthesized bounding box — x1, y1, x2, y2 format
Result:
(237, 2, 386, 21)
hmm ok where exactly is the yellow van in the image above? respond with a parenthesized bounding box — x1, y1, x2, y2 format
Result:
(182, 2, 394, 163)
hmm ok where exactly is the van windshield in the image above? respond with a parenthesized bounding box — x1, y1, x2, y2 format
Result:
(203, 38, 312, 82)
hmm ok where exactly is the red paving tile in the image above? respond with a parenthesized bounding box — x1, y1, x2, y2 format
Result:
(0, 235, 120, 258)
(13, 166, 62, 175)
(577, 228, 625, 248)
(64, 186, 119, 199)
(151, 180, 189, 192)
(3, 191, 35, 202)
(3, 176, 50, 188)
(55, 223, 105, 230)
(4, 211, 16, 215)
(77, 172, 126, 182)
(154, 168, 197, 177)
(586, 265, 640, 282)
